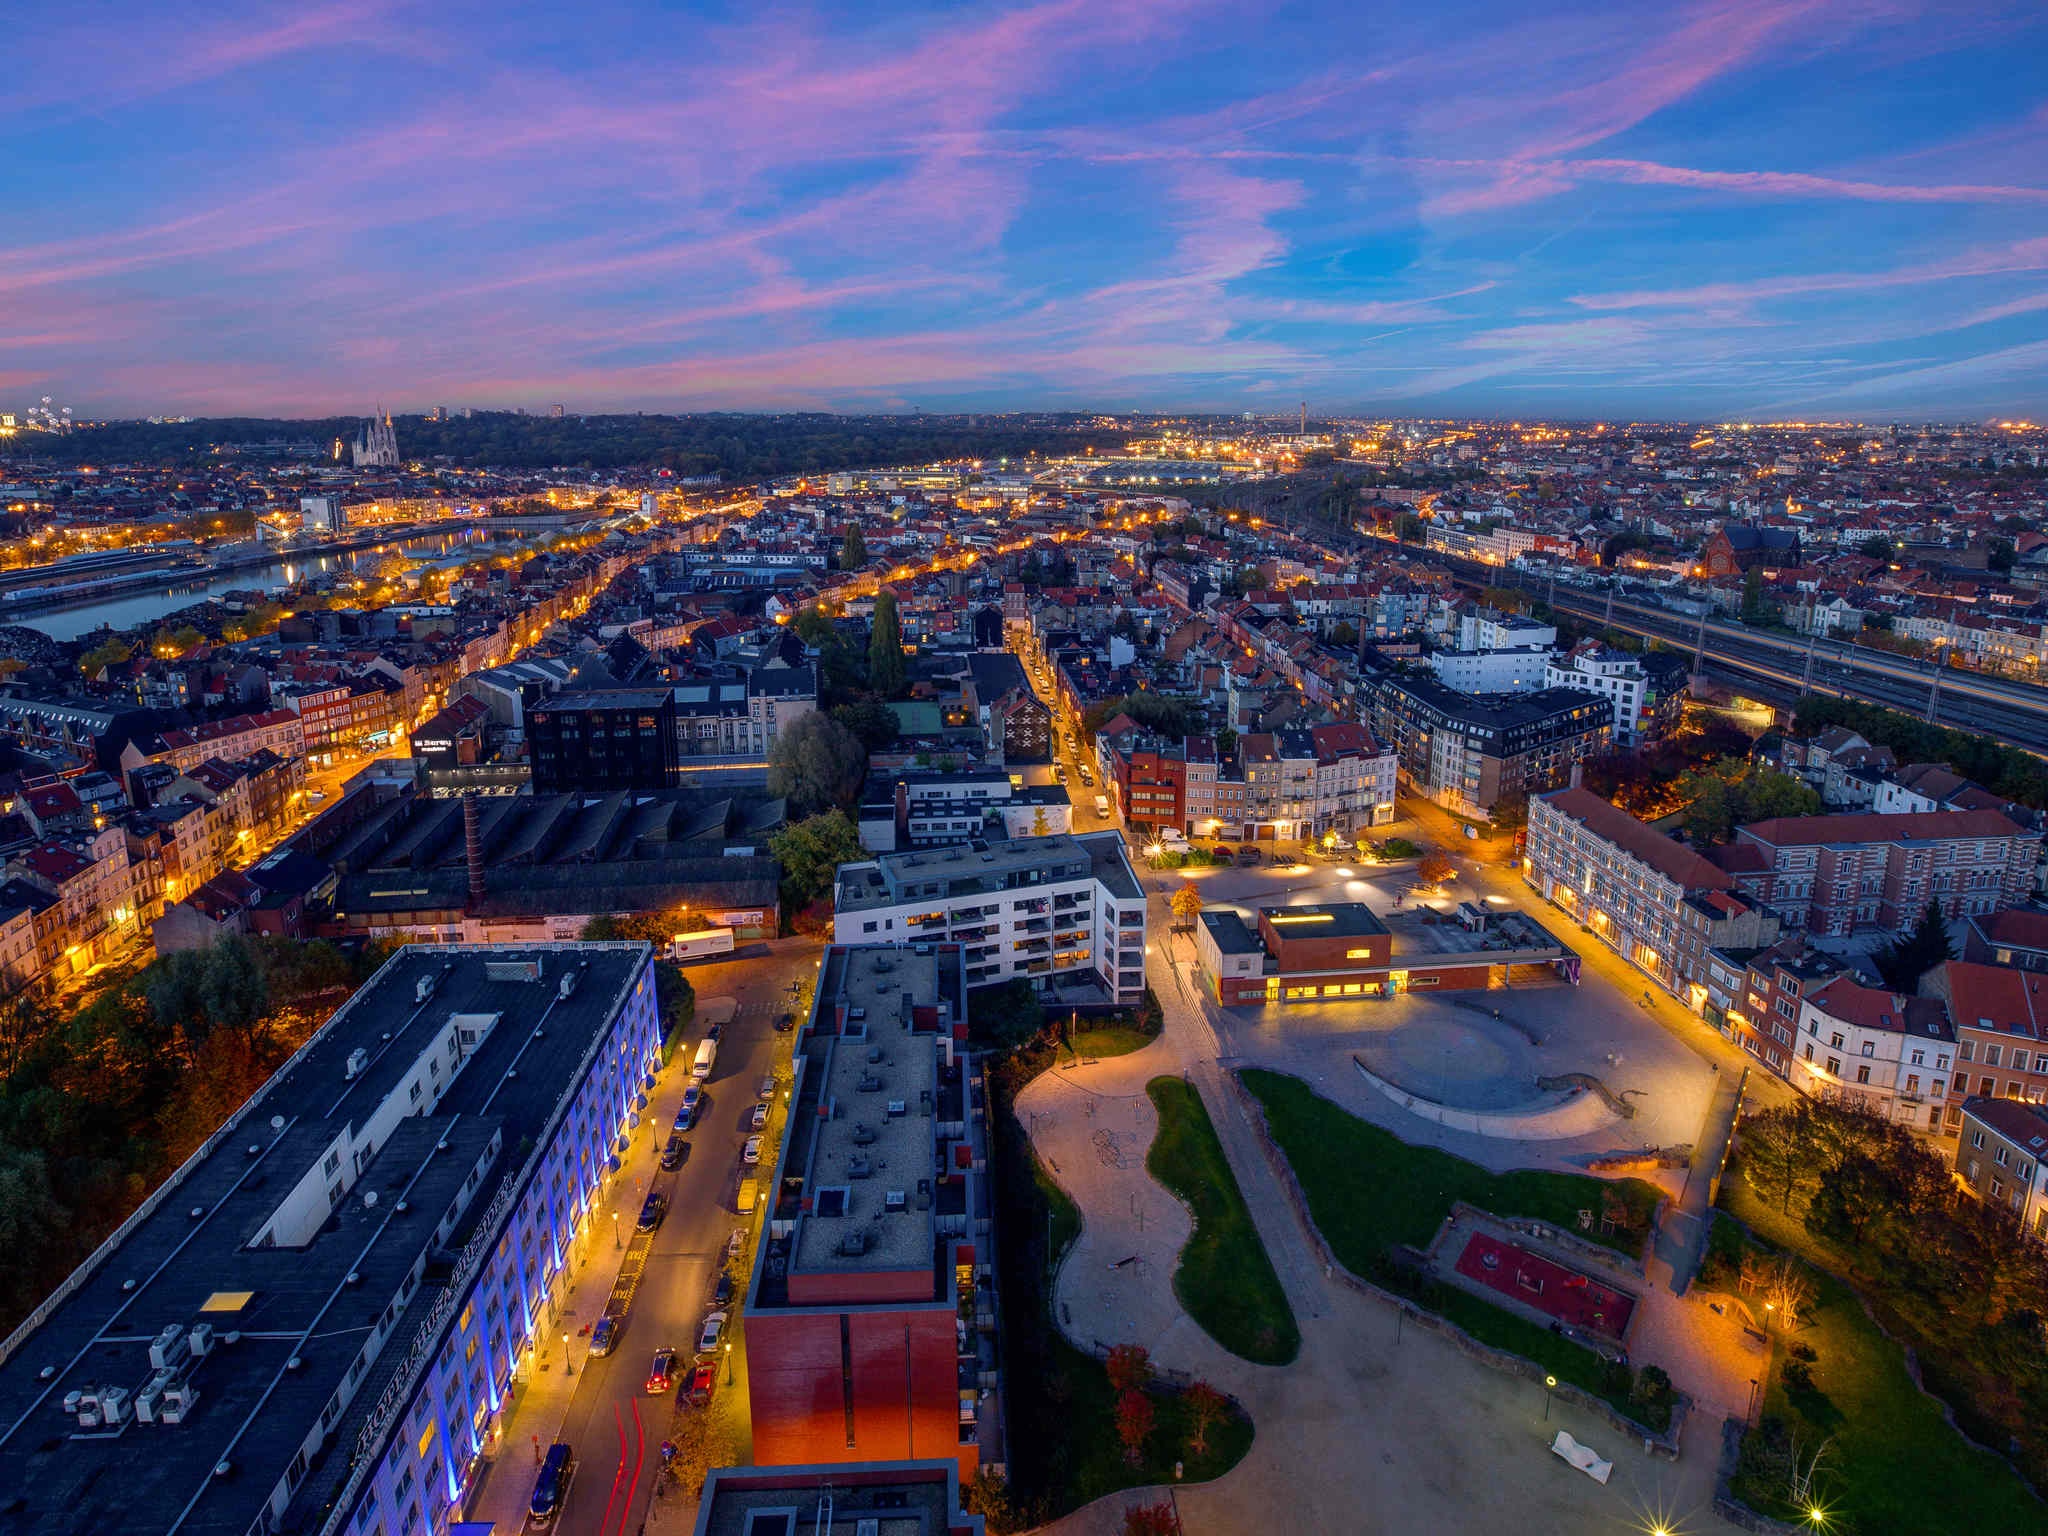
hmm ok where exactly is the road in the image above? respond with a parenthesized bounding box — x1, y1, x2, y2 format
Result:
(464, 938, 821, 1536)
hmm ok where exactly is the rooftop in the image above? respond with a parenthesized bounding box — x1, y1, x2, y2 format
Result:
(836, 831, 1139, 913)
(1261, 902, 1389, 940)
(1539, 786, 1733, 893)
(0, 943, 651, 1536)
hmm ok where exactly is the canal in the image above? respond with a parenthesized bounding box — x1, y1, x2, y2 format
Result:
(20, 527, 532, 642)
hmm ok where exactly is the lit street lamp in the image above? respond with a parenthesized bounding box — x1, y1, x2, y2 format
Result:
(562, 1333, 573, 1376)
(723, 1340, 733, 1386)
(1542, 1373, 1557, 1419)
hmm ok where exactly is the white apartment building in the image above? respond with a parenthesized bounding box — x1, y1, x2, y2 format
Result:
(1460, 610, 1557, 652)
(1794, 974, 1955, 1130)
(833, 831, 1147, 1005)
(1545, 641, 1652, 747)
(1429, 645, 1554, 694)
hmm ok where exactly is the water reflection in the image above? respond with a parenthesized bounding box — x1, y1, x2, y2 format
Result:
(22, 527, 523, 642)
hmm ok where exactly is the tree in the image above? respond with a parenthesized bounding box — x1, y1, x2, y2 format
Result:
(1488, 793, 1528, 832)
(768, 810, 863, 913)
(1182, 1380, 1228, 1455)
(1874, 898, 1953, 991)
(831, 698, 900, 750)
(967, 977, 1045, 1050)
(1417, 851, 1456, 887)
(1329, 620, 1359, 649)
(1740, 565, 1767, 625)
(1989, 536, 2017, 574)
(1677, 771, 1735, 847)
(1121, 1500, 1182, 1536)
(1857, 534, 1894, 560)
(767, 711, 866, 816)
(1170, 883, 1203, 930)
(1396, 512, 1425, 544)
(1105, 1342, 1153, 1394)
(1114, 1387, 1154, 1465)
(1214, 727, 1237, 763)
(0, 1142, 71, 1318)
(77, 637, 132, 679)
(868, 591, 907, 698)
(840, 524, 868, 571)
(1738, 768, 1819, 823)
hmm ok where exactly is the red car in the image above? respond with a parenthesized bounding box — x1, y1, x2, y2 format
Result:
(680, 1362, 716, 1408)
(645, 1347, 678, 1395)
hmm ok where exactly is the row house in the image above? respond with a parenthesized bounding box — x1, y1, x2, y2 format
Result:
(1792, 974, 1954, 1131)
(5, 830, 137, 977)
(1711, 809, 2036, 936)
(0, 880, 60, 990)
(1954, 1097, 2048, 1239)
(130, 708, 306, 777)
(1920, 960, 2048, 1125)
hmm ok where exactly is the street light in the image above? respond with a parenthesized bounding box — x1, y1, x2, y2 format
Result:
(723, 1340, 733, 1386)
(562, 1333, 573, 1376)
(1542, 1374, 1557, 1419)
(612, 1211, 620, 1249)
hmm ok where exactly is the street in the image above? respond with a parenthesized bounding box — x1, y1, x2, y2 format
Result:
(463, 938, 820, 1536)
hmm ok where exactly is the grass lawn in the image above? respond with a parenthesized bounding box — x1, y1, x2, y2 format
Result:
(1721, 1185, 2042, 1533)
(1240, 1067, 1663, 1423)
(1145, 1077, 1301, 1365)
(1065, 1026, 1156, 1059)
(1239, 1068, 1661, 1263)
(983, 1045, 1254, 1529)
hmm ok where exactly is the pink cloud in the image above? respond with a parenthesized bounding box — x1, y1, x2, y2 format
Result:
(1571, 235, 2048, 310)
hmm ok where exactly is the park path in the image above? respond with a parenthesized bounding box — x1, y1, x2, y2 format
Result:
(1017, 879, 1748, 1536)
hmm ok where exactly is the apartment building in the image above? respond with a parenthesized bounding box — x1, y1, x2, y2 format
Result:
(1525, 787, 1779, 1002)
(745, 945, 1001, 1481)
(1372, 677, 1611, 819)
(693, 1461, 984, 1536)
(0, 944, 662, 1536)
(1428, 644, 1554, 694)
(1793, 973, 1954, 1130)
(1954, 1096, 2048, 1238)
(1307, 721, 1397, 833)
(855, 769, 1068, 853)
(528, 686, 680, 792)
(1727, 945, 1842, 1082)
(1920, 959, 2048, 1128)
(833, 832, 1146, 1005)
(1713, 810, 2035, 936)
(1544, 641, 1657, 748)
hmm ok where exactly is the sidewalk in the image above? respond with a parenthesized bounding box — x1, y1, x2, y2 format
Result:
(462, 1038, 695, 1532)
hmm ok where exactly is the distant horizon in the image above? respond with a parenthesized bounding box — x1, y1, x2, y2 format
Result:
(7, 2, 2047, 420)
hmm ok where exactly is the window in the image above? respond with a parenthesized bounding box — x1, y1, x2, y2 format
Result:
(1855, 1065, 1871, 1084)
(1995, 1145, 2009, 1166)
(1910, 1049, 1925, 1067)
(1906, 1074, 1920, 1094)
(1861, 1041, 1875, 1058)
(1987, 1045, 2003, 1067)
(1829, 1032, 1845, 1050)
(1826, 1057, 1841, 1076)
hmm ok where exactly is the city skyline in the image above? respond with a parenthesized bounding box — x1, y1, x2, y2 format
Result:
(7, 0, 2047, 419)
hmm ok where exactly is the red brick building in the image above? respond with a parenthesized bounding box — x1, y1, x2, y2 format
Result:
(1714, 810, 2035, 937)
(1195, 900, 1573, 1005)
(745, 945, 996, 1481)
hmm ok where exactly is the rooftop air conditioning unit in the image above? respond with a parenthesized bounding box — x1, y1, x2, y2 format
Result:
(883, 1190, 906, 1213)
(344, 1047, 368, 1080)
(416, 975, 437, 1004)
(885, 1099, 906, 1117)
(558, 970, 579, 1000)
(149, 1325, 186, 1370)
(188, 1323, 215, 1356)
(98, 1387, 131, 1425)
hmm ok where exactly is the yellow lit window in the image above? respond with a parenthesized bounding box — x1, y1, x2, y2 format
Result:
(1345, 948, 1374, 959)
(418, 1421, 438, 1461)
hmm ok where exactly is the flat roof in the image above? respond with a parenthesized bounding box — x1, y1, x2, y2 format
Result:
(695, 1460, 970, 1536)
(1261, 902, 1389, 939)
(837, 831, 1139, 912)
(1199, 908, 1262, 955)
(792, 948, 942, 1280)
(0, 943, 650, 1536)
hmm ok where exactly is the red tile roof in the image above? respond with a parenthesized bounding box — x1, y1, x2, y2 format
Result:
(1541, 787, 1733, 892)
(1737, 809, 2025, 845)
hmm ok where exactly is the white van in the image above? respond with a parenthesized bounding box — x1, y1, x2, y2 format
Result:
(692, 1037, 718, 1080)
(1093, 795, 1110, 818)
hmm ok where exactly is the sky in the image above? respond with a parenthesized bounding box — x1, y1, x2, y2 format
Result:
(5, 0, 2048, 422)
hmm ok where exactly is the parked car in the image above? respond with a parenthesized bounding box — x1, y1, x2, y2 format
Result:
(711, 1271, 734, 1306)
(1052, 765, 1068, 783)
(637, 1192, 666, 1233)
(696, 1311, 728, 1357)
(706, 1023, 723, 1044)
(741, 1135, 763, 1165)
(749, 1101, 769, 1131)
(681, 1362, 716, 1408)
(774, 1011, 795, 1033)
(726, 1228, 745, 1262)
(588, 1315, 621, 1358)
(529, 1444, 573, 1527)
(645, 1347, 678, 1395)
(1235, 846, 1262, 866)
(758, 1074, 776, 1099)
(675, 1086, 701, 1130)
(660, 1132, 689, 1170)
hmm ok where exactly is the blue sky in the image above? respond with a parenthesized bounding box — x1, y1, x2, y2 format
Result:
(6, 0, 2047, 420)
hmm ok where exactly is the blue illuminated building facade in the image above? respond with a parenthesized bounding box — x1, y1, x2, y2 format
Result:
(0, 942, 661, 1536)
